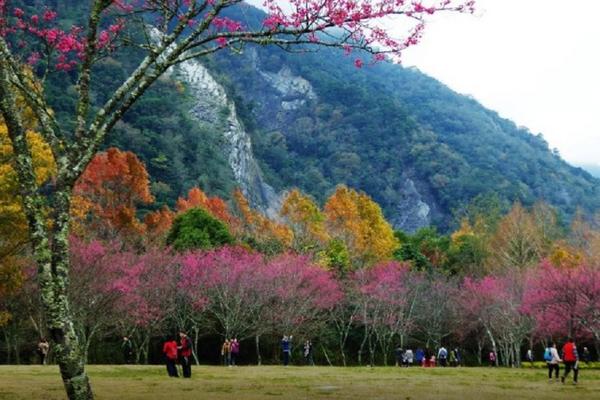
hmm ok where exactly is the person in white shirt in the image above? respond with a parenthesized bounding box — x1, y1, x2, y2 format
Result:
(547, 343, 562, 381)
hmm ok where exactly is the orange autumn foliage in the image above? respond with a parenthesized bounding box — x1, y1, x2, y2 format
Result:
(176, 187, 236, 227)
(232, 188, 292, 247)
(72, 148, 153, 239)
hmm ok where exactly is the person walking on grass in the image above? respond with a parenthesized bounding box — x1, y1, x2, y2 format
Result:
(489, 351, 496, 367)
(395, 346, 403, 367)
(526, 349, 534, 366)
(404, 349, 414, 367)
(582, 347, 590, 365)
(304, 340, 314, 366)
(37, 338, 49, 365)
(122, 336, 134, 364)
(282, 335, 292, 366)
(561, 338, 578, 385)
(449, 349, 457, 367)
(438, 346, 448, 367)
(415, 348, 424, 367)
(163, 336, 179, 378)
(178, 331, 193, 378)
(230, 338, 240, 366)
(221, 339, 231, 366)
(546, 343, 561, 382)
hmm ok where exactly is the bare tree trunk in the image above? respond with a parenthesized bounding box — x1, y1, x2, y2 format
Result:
(255, 335, 262, 366)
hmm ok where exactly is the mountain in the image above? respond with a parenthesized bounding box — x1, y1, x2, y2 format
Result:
(39, 2, 600, 232)
(579, 164, 600, 179)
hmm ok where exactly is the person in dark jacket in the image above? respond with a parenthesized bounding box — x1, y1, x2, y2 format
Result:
(281, 335, 292, 366)
(162, 336, 179, 377)
(582, 347, 591, 365)
(178, 331, 193, 378)
(122, 336, 134, 364)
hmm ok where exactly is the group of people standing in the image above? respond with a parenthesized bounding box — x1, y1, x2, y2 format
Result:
(220, 338, 240, 366)
(543, 338, 582, 385)
(162, 331, 193, 378)
(395, 346, 461, 368)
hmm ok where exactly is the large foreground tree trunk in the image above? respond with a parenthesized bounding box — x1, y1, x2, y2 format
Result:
(0, 60, 93, 400)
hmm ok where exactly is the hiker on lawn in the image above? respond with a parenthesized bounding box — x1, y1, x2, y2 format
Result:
(415, 348, 425, 367)
(221, 339, 231, 366)
(163, 336, 179, 378)
(122, 336, 134, 364)
(545, 343, 561, 382)
(178, 331, 193, 378)
(438, 346, 448, 367)
(526, 349, 533, 366)
(449, 349, 457, 367)
(281, 335, 292, 366)
(582, 347, 591, 365)
(561, 338, 579, 385)
(304, 340, 314, 366)
(489, 351, 497, 367)
(37, 338, 49, 365)
(395, 346, 403, 367)
(404, 349, 414, 367)
(230, 338, 240, 366)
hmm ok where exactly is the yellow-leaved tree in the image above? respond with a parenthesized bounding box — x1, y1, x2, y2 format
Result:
(324, 185, 397, 268)
(280, 189, 330, 252)
(0, 115, 56, 325)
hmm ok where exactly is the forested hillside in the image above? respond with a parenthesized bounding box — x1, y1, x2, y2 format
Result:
(31, 1, 600, 230)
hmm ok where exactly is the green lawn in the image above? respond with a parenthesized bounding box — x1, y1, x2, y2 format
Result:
(0, 365, 598, 399)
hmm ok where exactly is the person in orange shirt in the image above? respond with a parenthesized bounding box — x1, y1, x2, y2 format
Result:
(163, 336, 179, 377)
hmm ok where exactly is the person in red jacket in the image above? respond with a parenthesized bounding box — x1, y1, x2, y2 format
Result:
(561, 337, 579, 384)
(162, 336, 179, 378)
(178, 331, 193, 378)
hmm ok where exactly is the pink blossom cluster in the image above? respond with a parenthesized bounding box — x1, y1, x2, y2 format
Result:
(262, 0, 475, 64)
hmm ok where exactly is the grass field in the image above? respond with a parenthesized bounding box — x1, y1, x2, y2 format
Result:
(0, 365, 598, 400)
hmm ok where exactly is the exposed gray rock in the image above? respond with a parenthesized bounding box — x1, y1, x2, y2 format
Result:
(390, 178, 432, 233)
(173, 59, 281, 217)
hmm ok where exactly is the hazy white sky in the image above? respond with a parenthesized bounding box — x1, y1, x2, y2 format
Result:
(246, 0, 599, 166)
(399, 0, 600, 166)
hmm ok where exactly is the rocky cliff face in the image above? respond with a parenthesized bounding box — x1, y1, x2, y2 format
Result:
(173, 58, 281, 217)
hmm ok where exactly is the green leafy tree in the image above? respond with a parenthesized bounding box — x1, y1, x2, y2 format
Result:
(167, 208, 234, 252)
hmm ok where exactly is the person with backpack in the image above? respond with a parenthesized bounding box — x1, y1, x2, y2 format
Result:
(561, 338, 579, 385)
(545, 343, 561, 381)
(438, 346, 448, 367)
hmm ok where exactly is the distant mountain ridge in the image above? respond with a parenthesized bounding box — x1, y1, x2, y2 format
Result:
(37, 1, 600, 232)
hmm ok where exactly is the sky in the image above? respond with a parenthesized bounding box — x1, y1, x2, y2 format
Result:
(246, 0, 599, 166)
(398, 0, 600, 167)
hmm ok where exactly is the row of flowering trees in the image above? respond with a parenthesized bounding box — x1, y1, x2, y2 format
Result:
(7, 237, 599, 368)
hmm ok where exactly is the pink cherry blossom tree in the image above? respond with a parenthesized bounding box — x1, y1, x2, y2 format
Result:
(0, 1, 474, 397)
(458, 274, 532, 367)
(111, 246, 180, 363)
(522, 260, 600, 346)
(355, 261, 416, 366)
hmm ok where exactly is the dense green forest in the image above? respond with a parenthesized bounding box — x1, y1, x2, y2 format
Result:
(26, 0, 600, 230)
